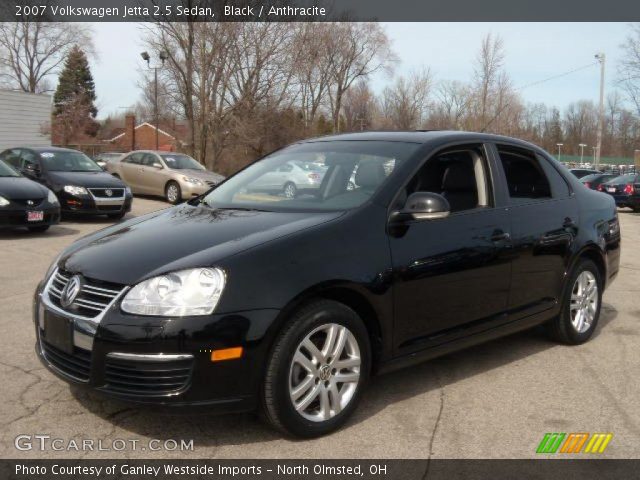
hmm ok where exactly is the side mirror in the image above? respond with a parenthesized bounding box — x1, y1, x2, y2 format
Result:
(23, 164, 41, 176)
(397, 192, 451, 221)
(152, 162, 163, 169)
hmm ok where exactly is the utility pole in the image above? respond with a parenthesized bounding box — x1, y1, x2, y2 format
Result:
(556, 143, 563, 161)
(141, 51, 168, 150)
(595, 53, 606, 169)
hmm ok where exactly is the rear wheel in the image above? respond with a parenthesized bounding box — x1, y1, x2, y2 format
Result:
(548, 259, 602, 344)
(165, 181, 181, 204)
(262, 300, 370, 437)
(27, 225, 49, 233)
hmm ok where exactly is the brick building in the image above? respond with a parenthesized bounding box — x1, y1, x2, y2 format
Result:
(105, 115, 187, 152)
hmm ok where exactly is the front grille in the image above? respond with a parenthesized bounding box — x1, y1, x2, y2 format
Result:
(13, 198, 44, 207)
(41, 339, 92, 381)
(104, 356, 194, 396)
(88, 188, 125, 198)
(47, 269, 125, 318)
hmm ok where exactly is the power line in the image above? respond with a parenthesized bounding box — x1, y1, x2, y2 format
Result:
(480, 60, 599, 133)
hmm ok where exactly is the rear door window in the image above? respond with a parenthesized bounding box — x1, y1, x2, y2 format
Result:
(496, 145, 552, 202)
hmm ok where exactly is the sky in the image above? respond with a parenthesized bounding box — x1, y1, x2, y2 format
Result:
(88, 22, 631, 120)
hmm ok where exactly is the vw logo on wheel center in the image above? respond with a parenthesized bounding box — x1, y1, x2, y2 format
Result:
(61, 275, 83, 307)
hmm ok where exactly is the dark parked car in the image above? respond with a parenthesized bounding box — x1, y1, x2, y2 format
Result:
(0, 160, 60, 232)
(569, 168, 601, 178)
(580, 173, 617, 191)
(601, 173, 640, 211)
(0, 147, 133, 219)
(33, 132, 620, 437)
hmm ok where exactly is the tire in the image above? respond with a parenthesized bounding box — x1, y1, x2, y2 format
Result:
(165, 181, 182, 204)
(27, 225, 49, 233)
(548, 259, 602, 345)
(262, 300, 371, 438)
(283, 182, 297, 199)
(107, 212, 126, 220)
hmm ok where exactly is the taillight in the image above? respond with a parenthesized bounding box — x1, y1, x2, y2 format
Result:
(624, 183, 634, 195)
(583, 182, 591, 189)
(308, 173, 320, 181)
(596, 184, 604, 192)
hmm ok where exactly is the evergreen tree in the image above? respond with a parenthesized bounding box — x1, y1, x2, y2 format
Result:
(53, 45, 97, 118)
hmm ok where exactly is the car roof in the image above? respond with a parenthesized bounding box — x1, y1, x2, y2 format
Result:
(127, 150, 183, 155)
(296, 130, 547, 149)
(23, 146, 82, 153)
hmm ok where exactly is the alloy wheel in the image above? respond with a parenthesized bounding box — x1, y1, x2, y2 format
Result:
(284, 183, 296, 198)
(570, 270, 598, 334)
(288, 323, 361, 422)
(167, 184, 179, 203)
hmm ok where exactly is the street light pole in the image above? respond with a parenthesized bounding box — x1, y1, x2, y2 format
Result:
(556, 143, 563, 161)
(579, 143, 587, 162)
(141, 51, 168, 150)
(595, 53, 606, 169)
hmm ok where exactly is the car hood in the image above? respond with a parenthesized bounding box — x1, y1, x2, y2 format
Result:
(177, 169, 225, 183)
(0, 176, 49, 199)
(61, 204, 343, 285)
(47, 171, 126, 188)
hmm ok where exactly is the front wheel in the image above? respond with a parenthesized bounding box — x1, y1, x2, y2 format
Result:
(548, 259, 602, 344)
(262, 300, 370, 437)
(165, 181, 182, 204)
(283, 182, 297, 199)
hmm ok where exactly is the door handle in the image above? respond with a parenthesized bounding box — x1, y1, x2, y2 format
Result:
(490, 231, 511, 242)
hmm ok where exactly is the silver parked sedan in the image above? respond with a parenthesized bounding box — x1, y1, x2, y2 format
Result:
(246, 160, 326, 198)
(107, 151, 225, 204)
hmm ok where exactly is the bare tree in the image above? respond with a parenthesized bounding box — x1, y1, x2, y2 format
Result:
(0, 21, 92, 93)
(474, 33, 506, 130)
(379, 68, 433, 130)
(326, 23, 396, 132)
(618, 23, 640, 116)
(342, 80, 377, 131)
(427, 80, 472, 130)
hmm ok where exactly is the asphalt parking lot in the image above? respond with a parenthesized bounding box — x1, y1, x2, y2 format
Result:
(1, 198, 639, 459)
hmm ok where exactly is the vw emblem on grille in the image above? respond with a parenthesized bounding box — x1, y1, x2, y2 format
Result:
(27, 200, 34, 206)
(61, 275, 83, 308)
(105, 189, 113, 197)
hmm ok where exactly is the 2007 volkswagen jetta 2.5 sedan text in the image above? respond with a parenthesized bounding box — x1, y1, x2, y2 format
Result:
(34, 131, 620, 437)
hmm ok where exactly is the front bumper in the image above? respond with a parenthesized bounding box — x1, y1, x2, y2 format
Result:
(33, 280, 279, 412)
(179, 182, 216, 200)
(59, 190, 133, 216)
(0, 205, 60, 228)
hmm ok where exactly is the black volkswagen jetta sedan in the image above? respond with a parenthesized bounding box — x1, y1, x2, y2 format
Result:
(0, 160, 60, 232)
(0, 147, 132, 219)
(34, 132, 620, 437)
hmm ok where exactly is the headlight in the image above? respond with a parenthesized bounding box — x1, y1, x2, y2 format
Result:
(125, 186, 132, 195)
(47, 190, 59, 205)
(182, 176, 204, 185)
(121, 268, 226, 316)
(0, 195, 9, 207)
(63, 185, 88, 195)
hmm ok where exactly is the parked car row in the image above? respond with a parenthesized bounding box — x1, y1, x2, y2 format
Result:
(0, 146, 225, 232)
(577, 171, 640, 211)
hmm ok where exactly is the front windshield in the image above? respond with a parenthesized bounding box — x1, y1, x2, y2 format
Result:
(40, 151, 102, 172)
(160, 154, 204, 170)
(202, 140, 420, 212)
(0, 160, 20, 177)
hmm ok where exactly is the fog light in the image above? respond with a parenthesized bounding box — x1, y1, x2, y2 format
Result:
(211, 347, 243, 362)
